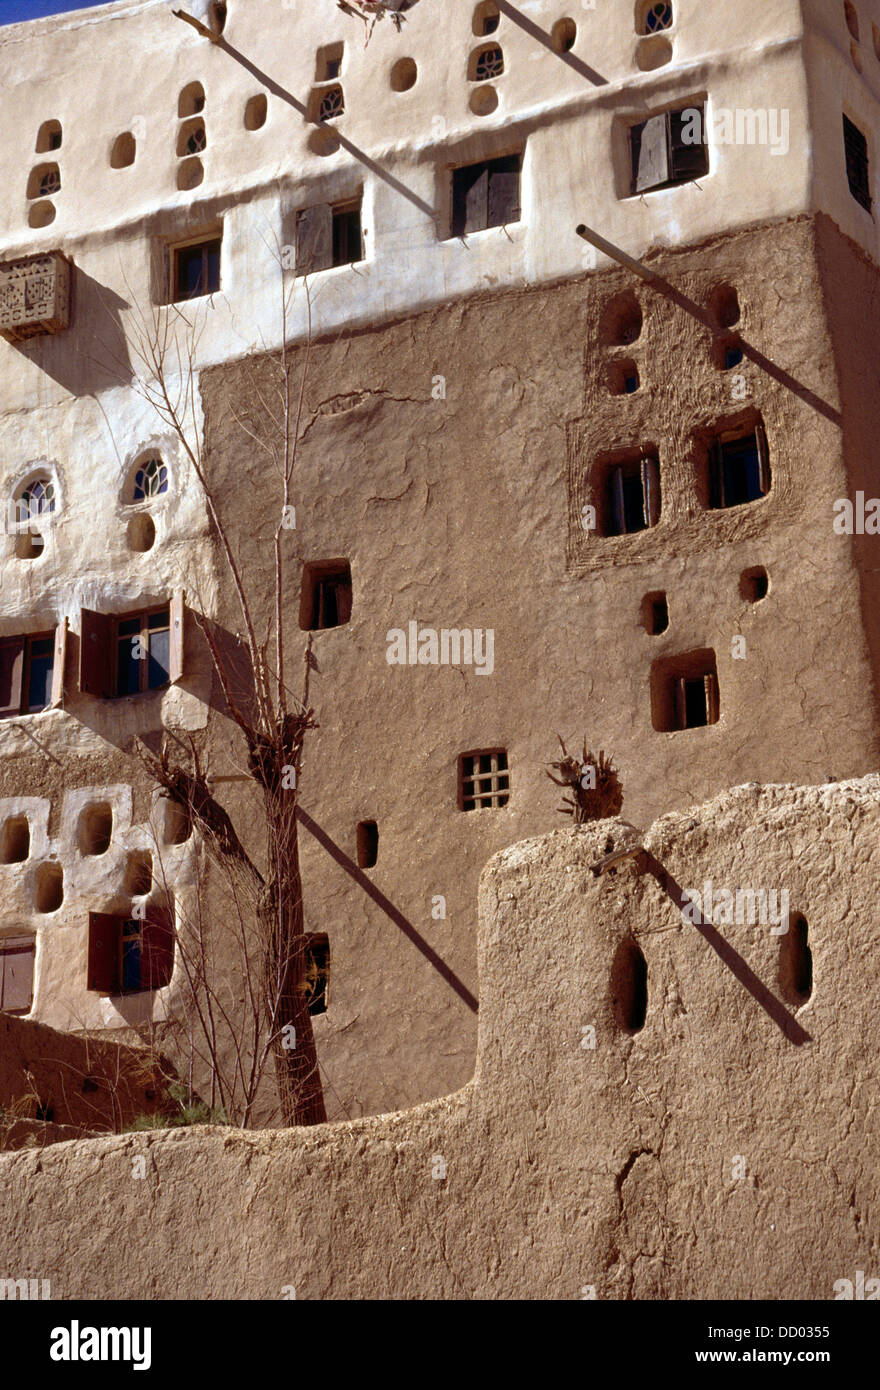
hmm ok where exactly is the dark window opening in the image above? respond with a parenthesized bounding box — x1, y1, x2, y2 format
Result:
(780, 913, 813, 1005)
(708, 424, 770, 509)
(608, 359, 640, 394)
(722, 342, 743, 369)
(651, 649, 719, 732)
(80, 597, 183, 699)
(0, 934, 35, 1016)
(601, 291, 642, 346)
(631, 102, 708, 194)
(470, 44, 505, 81)
(295, 200, 362, 274)
(88, 909, 174, 996)
(356, 820, 379, 869)
(459, 749, 509, 810)
(300, 561, 353, 631)
(843, 114, 871, 211)
(451, 152, 522, 236)
(642, 591, 668, 635)
(302, 934, 330, 1015)
(116, 608, 171, 696)
(332, 201, 362, 266)
(0, 816, 30, 864)
(172, 237, 221, 301)
(601, 455, 661, 536)
(740, 566, 769, 602)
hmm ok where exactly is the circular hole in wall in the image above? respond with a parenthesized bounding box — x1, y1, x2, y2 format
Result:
(15, 532, 44, 559)
(307, 127, 341, 157)
(635, 35, 673, 70)
(601, 290, 643, 346)
(551, 18, 577, 52)
(390, 57, 417, 91)
(28, 200, 56, 229)
(244, 94, 267, 130)
(177, 156, 204, 191)
(35, 861, 64, 913)
(469, 85, 499, 117)
(127, 514, 156, 553)
(111, 132, 137, 168)
(0, 816, 30, 864)
(739, 565, 769, 602)
(79, 803, 113, 856)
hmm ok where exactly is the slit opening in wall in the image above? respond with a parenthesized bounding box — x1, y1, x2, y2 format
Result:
(356, 820, 378, 869)
(779, 912, 812, 1006)
(0, 816, 30, 864)
(612, 937, 648, 1032)
(642, 591, 668, 635)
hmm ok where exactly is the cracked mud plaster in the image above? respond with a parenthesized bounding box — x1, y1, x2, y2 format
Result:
(1, 775, 879, 1299)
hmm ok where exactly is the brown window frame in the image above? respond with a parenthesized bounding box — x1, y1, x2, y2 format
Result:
(458, 748, 510, 811)
(0, 933, 36, 1015)
(0, 624, 66, 719)
(169, 232, 222, 303)
(87, 909, 174, 996)
(79, 594, 184, 700)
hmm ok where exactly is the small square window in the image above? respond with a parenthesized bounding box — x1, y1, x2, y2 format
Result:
(642, 591, 669, 635)
(708, 424, 770, 509)
(651, 649, 719, 732)
(300, 561, 353, 631)
(171, 236, 221, 301)
(601, 454, 661, 536)
(459, 749, 509, 810)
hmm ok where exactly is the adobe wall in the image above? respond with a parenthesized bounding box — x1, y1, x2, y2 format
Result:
(198, 213, 880, 1120)
(0, 774, 877, 1299)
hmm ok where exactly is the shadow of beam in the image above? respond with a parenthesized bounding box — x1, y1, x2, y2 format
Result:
(643, 851, 812, 1045)
(213, 37, 437, 221)
(497, 1, 609, 86)
(575, 222, 842, 427)
(297, 806, 479, 1013)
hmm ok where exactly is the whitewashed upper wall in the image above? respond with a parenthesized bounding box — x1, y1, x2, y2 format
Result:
(0, 0, 839, 391)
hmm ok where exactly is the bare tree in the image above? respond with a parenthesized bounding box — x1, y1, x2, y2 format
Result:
(119, 255, 327, 1127)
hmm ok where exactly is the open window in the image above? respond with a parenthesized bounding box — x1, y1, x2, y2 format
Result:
(0, 934, 35, 1016)
(87, 908, 174, 995)
(707, 423, 770, 509)
(843, 114, 872, 211)
(599, 454, 661, 536)
(651, 648, 720, 732)
(79, 594, 184, 699)
(630, 102, 707, 193)
(295, 198, 363, 274)
(0, 623, 66, 717)
(451, 153, 522, 236)
(299, 562, 352, 631)
(302, 934, 330, 1016)
(169, 234, 221, 301)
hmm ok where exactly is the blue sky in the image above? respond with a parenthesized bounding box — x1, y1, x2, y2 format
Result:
(1, 0, 121, 25)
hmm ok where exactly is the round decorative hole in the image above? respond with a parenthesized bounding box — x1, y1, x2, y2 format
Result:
(244, 94, 267, 130)
(390, 57, 417, 91)
(635, 35, 672, 69)
(111, 132, 137, 169)
(177, 156, 204, 191)
(551, 18, 576, 52)
(14, 532, 44, 560)
(307, 127, 341, 157)
(469, 85, 499, 116)
(28, 201, 55, 229)
(127, 514, 156, 553)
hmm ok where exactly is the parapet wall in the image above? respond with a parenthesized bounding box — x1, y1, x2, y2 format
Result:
(1, 773, 877, 1298)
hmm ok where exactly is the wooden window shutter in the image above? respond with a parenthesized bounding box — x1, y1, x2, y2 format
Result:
(704, 673, 720, 725)
(609, 467, 626, 534)
(674, 677, 687, 731)
(79, 608, 114, 698)
(169, 591, 185, 684)
(487, 156, 521, 227)
(464, 165, 490, 233)
(296, 204, 333, 275)
(50, 618, 68, 709)
(0, 638, 25, 718)
(0, 936, 35, 1014)
(88, 912, 121, 994)
(641, 456, 661, 527)
(633, 113, 670, 192)
(142, 907, 175, 990)
(755, 422, 771, 495)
